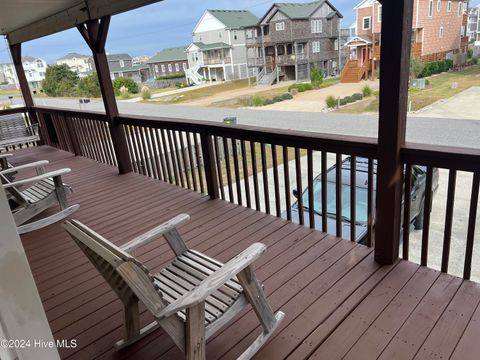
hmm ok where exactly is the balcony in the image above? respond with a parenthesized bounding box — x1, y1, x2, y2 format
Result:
(246, 36, 262, 46)
(2, 105, 480, 359)
(203, 57, 231, 65)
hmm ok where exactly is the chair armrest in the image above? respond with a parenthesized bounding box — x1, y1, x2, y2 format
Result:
(0, 153, 13, 160)
(154, 242, 266, 320)
(3, 168, 70, 188)
(0, 160, 49, 175)
(121, 213, 190, 253)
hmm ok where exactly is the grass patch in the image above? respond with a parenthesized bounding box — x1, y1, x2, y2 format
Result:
(146, 79, 252, 104)
(209, 85, 291, 108)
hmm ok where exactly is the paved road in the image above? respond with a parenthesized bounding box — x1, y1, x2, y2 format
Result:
(32, 97, 480, 149)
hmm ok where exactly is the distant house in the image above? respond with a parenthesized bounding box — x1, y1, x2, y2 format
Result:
(2, 56, 47, 88)
(106, 53, 150, 83)
(56, 53, 92, 77)
(246, 0, 343, 84)
(186, 10, 259, 85)
(342, 0, 468, 82)
(467, 5, 480, 42)
(147, 46, 188, 79)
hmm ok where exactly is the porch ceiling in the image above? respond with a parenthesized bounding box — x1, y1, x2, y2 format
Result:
(1, 0, 162, 45)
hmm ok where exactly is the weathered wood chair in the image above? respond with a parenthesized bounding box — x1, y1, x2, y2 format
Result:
(0, 113, 40, 148)
(2, 163, 79, 234)
(63, 214, 284, 360)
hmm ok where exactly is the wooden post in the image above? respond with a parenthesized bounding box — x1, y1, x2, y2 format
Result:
(375, 0, 414, 265)
(77, 16, 133, 174)
(8, 43, 42, 144)
(200, 133, 219, 199)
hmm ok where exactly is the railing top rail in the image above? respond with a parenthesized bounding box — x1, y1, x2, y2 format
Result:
(33, 106, 109, 122)
(401, 142, 480, 172)
(0, 106, 28, 116)
(117, 114, 378, 157)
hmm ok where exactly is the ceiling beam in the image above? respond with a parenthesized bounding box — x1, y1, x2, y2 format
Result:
(7, 0, 161, 45)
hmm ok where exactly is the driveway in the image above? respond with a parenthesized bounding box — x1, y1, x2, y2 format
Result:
(414, 86, 480, 120)
(258, 79, 379, 112)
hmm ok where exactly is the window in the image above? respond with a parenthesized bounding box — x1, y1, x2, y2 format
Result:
(233, 30, 238, 40)
(440, 26, 444, 37)
(168, 64, 172, 72)
(437, 0, 441, 12)
(362, 16, 371, 30)
(447, 1, 452, 12)
(334, 39, 339, 51)
(312, 41, 320, 53)
(311, 19, 322, 33)
(275, 22, 285, 31)
(182, 63, 187, 71)
(428, 0, 434, 16)
(378, 5, 382, 22)
(458, 2, 463, 16)
(119, 60, 125, 68)
(36, 60, 43, 68)
(175, 63, 180, 72)
(218, 32, 222, 38)
(155, 65, 159, 73)
(161, 64, 165, 73)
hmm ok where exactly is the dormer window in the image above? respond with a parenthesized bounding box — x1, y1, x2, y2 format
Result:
(275, 22, 285, 31)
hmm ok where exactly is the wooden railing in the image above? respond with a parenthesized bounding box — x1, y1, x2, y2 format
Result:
(3, 106, 480, 279)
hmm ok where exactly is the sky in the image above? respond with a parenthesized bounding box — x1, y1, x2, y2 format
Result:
(0, 0, 479, 64)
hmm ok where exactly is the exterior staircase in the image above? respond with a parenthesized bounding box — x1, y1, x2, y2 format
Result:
(341, 60, 371, 83)
(185, 65, 204, 85)
(256, 67, 278, 86)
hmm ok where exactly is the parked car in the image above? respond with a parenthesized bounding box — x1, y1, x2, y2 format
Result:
(286, 157, 439, 244)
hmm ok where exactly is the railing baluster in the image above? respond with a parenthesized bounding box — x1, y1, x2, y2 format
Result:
(421, 166, 434, 267)
(133, 125, 146, 175)
(213, 136, 225, 200)
(261, 143, 270, 214)
(223, 138, 234, 202)
(272, 144, 281, 217)
(464, 172, 479, 280)
(441, 169, 457, 273)
(336, 153, 342, 238)
(367, 157, 374, 247)
(92, 119, 108, 164)
(307, 149, 315, 229)
(194, 134, 205, 193)
(186, 132, 198, 192)
(251, 141, 260, 211)
(172, 131, 185, 188)
(295, 147, 304, 226)
(232, 139, 242, 206)
(153, 129, 166, 181)
(350, 155, 356, 242)
(148, 128, 161, 180)
(125, 125, 138, 173)
(283, 146, 292, 221)
(160, 129, 172, 183)
(167, 130, 180, 186)
(179, 131, 191, 190)
(199, 133, 219, 199)
(241, 140, 251, 208)
(321, 151, 328, 233)
(403, 164, 412, 260)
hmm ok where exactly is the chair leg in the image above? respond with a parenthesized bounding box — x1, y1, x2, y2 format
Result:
(124, 300, 140, 340)
(186, 301, 206, 360)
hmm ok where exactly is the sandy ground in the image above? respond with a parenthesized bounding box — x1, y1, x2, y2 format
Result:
(257, 79, 379, 112)
(413, 86, 480, 120)
(179, 80, 296, 107)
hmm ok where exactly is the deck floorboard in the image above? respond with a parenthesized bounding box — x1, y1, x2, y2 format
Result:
(10, 146, 480, 360)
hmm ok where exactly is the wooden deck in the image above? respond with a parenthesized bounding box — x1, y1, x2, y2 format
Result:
(13, 146, 480, 360)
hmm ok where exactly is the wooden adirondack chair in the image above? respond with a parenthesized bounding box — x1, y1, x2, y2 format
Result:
(63, 214, 284, 360)
(2, 163, 79, 234)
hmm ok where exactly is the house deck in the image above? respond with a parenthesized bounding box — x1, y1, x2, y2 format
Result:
(15, 146, 480, 360)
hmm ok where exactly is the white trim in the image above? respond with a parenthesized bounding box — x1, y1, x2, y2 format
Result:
(378, 4, 382, 22)
(275, 21, 285, 31)
(362, 16, 371, 30)
(416, 0, 420, 27)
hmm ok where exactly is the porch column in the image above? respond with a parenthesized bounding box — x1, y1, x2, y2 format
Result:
(8, 43, 42, 142)
(375, 0, 414, 264)
(77, 16, 133, 174)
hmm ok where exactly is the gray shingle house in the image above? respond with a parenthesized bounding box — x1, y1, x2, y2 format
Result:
(186, 10, 259, 85)
(147, 46, 188, 78)
(247, 0, 343, 84)
(106, 53, 150, 83)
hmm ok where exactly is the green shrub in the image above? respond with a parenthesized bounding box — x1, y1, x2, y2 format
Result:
(472, 57, 479, 65)
(339, 98, 348, 106)
(252, 95, 265, 107)
(310, 64, 324, 88)
(468, 48, 474, 59)
(362, 85, 373, 97)
(445, 59, 454, 70)
(113, 77, 139, 95)
(425, 79, 430, 86)
(288, 83, 313, 93)
(272, 95, 284, 103)
(352, 93, 363, 101)
(264, 98, 274, 105)
(156, 73, 185, 80)
(77, 73, 101, 98)
(281, 93, 293, 100)
(410, 57, 424, 79)
(304, 83, 313, 91)
(141, 88, 152, 100)
(326, 95, 337, 109)
(372, 90, 380, 97)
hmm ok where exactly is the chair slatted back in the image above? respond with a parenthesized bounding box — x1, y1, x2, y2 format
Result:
(0, 114, 29, 141)
(63, 220, 167, 313)
(0, 173, 27, 205)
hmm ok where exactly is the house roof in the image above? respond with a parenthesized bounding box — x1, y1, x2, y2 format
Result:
(344, 35, 373, 46)
(57, 53, 90, 60)
(192, 42, 231, 51)
(110, 64, 149, 73)
(207, 10, 259, 28)
(148, 46, 188, 63)
(261, 1, 343, 23)
(107, 53, 132, 62)
(21, 56, 37, 62)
